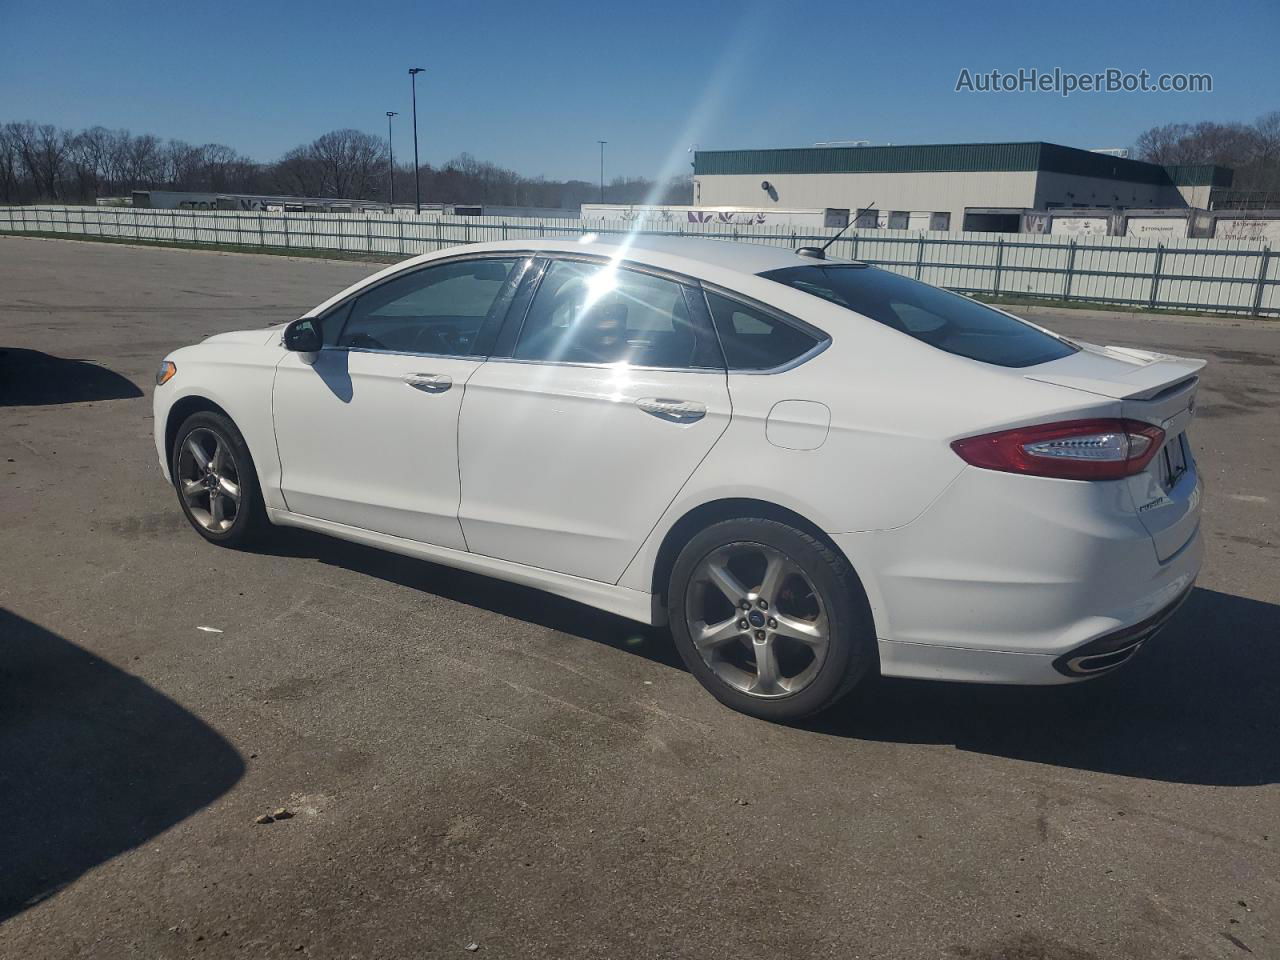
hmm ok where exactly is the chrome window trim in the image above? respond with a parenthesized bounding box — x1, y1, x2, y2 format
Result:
(698, 282, 832, 376)
(317, 344, 488, 362)
(480, 355, 725, 375)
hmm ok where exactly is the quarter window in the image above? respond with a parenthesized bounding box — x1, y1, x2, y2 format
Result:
(704, 293, 822, 371)
(513, 260, 718, 368)
(337, 258, 519, 357)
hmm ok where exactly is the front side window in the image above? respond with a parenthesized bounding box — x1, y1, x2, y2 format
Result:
(513, 260, 718, 368)
(337, 258, 519, 357)
(704, 293, 822, 371)
(760, 264, 1078, 368)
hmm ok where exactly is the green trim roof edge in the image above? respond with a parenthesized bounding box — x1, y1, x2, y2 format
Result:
(693, 142, 1231, 187)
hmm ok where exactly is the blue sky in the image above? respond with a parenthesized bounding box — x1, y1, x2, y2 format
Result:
(1, 0, 1276, 182)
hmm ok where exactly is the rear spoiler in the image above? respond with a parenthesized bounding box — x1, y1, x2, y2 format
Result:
(1026, 347, 1205, 401)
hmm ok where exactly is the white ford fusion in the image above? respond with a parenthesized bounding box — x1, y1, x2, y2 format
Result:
(154, 236, 1203, 720)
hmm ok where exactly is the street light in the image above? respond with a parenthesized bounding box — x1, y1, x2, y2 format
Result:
(409, 67, 425, 214)
(597, 140, 607, 204)
(385, 111, 398, 208)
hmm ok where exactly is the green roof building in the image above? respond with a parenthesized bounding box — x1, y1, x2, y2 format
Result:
(692, 142, 1231, 233)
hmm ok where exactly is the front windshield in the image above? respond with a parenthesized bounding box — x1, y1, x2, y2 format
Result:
(760, 264, 1078, 368)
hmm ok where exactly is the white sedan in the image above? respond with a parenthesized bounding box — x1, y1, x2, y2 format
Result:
(154, 236, 1203, 720)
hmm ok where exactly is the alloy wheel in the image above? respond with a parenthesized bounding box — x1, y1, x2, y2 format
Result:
(177, 427, 242, 533)
(684, 542, 829, 698)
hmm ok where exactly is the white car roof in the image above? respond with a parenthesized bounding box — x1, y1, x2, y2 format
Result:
(304, 236, 851, 320)
(434, 235, 844, 277)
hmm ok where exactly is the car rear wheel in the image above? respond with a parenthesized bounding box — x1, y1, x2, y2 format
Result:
(668, 517, 876, 721)
(171, 411, 267, 548)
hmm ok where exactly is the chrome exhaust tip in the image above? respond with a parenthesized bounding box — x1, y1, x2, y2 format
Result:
(1052, 588, 1192, 679)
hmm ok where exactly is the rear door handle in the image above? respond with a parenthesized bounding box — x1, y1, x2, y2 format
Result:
(403, 372, 452, 393)
(636, 397, 706, 423)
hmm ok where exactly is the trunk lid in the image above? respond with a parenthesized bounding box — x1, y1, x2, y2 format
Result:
(1025, 341, 1204, 561)
(1024, 342, 1203, 407)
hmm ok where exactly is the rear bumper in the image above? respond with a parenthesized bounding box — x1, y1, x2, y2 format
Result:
(833, 465, 1203, 685)
(1051, 584, 1192, 678)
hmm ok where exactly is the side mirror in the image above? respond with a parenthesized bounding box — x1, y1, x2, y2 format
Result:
(284, 318, 322, 352)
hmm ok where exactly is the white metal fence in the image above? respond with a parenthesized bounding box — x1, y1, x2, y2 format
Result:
(3, 204, 1277, 316)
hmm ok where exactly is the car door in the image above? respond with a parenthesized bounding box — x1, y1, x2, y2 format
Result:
(457, 256, 731, 583)
(273, 255, 527, 548)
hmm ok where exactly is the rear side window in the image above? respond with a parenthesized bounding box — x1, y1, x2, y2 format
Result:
(760, 265, 1078, 368)
(704, 293, 822, 371)
(514, 260, 719, 369)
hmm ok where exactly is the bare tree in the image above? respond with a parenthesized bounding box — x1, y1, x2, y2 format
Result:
(1135, 111, 1280, 194)
(124, 134, 165, 186)
(0, 117, 678, 209)
(73, 126, 117, 196)
(1135, 123, 1194, 164)
(0, 124, 22, 203)
(103, 128, 133, 193)
(1253, 111, 1280, 167)
(272, 144, 325, 197)
(67, 130, 102, 198)
(7, 122, 69, 199)
(166, 139, 204, 190)
(202, 143, 254, 193)
(660, 174, 694, 204)
(306, 129, 387, 198)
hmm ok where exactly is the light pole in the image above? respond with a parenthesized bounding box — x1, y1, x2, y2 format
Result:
(597, 140, 607, 204)
(385, 111, 398, 208)
(409, 67, 425, 214)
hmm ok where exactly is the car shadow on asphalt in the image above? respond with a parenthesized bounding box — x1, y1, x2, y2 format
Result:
(0, 348, 143, 406)
(0, 608, 245, 922)
(255, 530, 1279, 788)
(264, 527, 685, 670)
(808, 587, 1280, 787)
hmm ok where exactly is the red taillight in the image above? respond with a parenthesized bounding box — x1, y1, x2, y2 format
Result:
(951, 418, 1165, 481)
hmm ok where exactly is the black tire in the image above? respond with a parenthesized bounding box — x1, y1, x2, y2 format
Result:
(170, 410, 268, 548)
(667, 517, 876, 721)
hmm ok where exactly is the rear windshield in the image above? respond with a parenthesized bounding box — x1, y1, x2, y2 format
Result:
(759, 264, 1078, 368)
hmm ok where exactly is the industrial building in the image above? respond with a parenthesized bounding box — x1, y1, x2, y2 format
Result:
(692, 141, 1233, 233)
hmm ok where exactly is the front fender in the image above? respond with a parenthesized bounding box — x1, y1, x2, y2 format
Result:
(152, 342, 285, 508)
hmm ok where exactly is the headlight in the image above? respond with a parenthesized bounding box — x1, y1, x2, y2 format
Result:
(156, 360, 177, 386)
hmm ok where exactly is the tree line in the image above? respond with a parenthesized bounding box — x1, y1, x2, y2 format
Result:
(9, 111, 1276, 210)
(0, 120, 693, 209)
(1134, 110, 1280, 194)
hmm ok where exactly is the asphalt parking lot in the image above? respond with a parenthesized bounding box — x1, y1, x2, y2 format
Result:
(1, 235, 1277, 960)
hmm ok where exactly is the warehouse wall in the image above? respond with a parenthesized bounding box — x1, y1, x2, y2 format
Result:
(694, 170, 1040, 226)
(1032, 172, 1183, 210)
(697, 169, 1212, 229)
(1174, 183, 1215, 208)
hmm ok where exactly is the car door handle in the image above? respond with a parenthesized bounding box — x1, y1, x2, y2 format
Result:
(403, 372, 452, 393)
(636, 397, 706, 423)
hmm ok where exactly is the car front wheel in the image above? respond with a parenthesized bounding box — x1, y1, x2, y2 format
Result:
(171, 410, 267, 548)
(668, 517, 876, 721)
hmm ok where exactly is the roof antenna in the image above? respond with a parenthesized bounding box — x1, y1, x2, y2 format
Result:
(796, 201, 874, 260)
